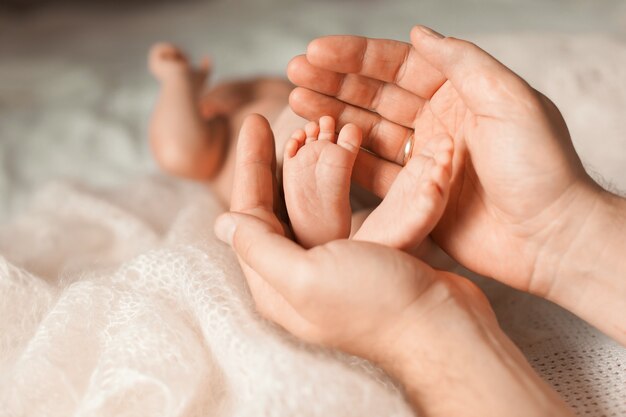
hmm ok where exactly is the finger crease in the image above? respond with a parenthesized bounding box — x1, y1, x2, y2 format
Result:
(336, 73, 348, 98)
(368, 121, 381, 149)
(393, 47, 411, 86)
(369, 81, 384, 112)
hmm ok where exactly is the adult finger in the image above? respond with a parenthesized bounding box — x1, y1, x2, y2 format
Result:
(305, 35, 446, 100)
(230, 114, 278, 216)
(223, 115, 316, 337)
(288, 55, 424, 128)
(215, 212, 318, 340)
(409, 25, 533, 115)
(289, 87, 412, 164)
(215, 212, 310, 306)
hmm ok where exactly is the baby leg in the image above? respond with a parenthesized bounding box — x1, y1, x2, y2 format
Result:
(148, 43, 226, 180)
(353, 134, 454, 252)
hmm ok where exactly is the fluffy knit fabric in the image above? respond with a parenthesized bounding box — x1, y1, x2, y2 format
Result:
(0, 176, 624, 417)
(0, 177, 413, 417)
(1, 13, 626, 413)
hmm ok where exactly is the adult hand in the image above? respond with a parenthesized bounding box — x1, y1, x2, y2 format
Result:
(214, 114, 574, 417)
(215, 114, 475, 359)
(287, 26, 626, 344)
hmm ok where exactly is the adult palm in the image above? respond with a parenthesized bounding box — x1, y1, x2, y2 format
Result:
(287, 25, 596, 295)
(219, 114, 493, 359)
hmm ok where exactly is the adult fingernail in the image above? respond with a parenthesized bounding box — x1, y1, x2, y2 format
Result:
(417, 25, 444, 39)
(214, 214, 236, 245)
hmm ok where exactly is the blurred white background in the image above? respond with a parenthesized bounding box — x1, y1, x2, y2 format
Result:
(1, 0, 626, 220)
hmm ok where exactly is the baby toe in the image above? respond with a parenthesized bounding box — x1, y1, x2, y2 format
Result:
(284, 139, 300, 159)
(305, 121, 320, 143)
(318, 116, 336, 142)
(292, 129, 307, 145)
(427, 164, 451, 198)
(336, 123, 362, 154)
(284, 129, 307, 159)
(199, 56, 213, 74)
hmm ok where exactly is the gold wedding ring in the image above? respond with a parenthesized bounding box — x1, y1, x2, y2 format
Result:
(402, 134, 414, 166)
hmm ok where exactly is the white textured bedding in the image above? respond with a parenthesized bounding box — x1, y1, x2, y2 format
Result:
(0, 1, 625, 416)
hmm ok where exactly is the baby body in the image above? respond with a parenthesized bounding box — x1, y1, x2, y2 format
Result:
(149, 44, 453, 252)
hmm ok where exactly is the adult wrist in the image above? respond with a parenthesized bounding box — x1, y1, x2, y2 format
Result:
(537, 182, 626, 343)
(373, 274, 573, 417)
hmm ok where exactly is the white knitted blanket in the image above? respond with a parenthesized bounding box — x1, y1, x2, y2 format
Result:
(0, 175, 624, 417)
(0, 177, 412, 416)
(1, 0, 626, 415)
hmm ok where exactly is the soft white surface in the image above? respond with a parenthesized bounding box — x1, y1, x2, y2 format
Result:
(0, 1, 625, 416)
(1, 0, 626, 220)
(0, 179, 413, 416)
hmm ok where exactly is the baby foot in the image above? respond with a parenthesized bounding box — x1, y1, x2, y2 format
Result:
(283, 116, 362, 248)
(353, 133, 454, 251)
(148, 43, 210, 88)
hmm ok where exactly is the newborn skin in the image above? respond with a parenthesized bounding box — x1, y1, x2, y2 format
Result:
(283, 116, 362, 248)
(353, 132, 454, 252)
(284, 116, 453, 251)
(149, 43, 453, 256)
(148, 43, 300, 205)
